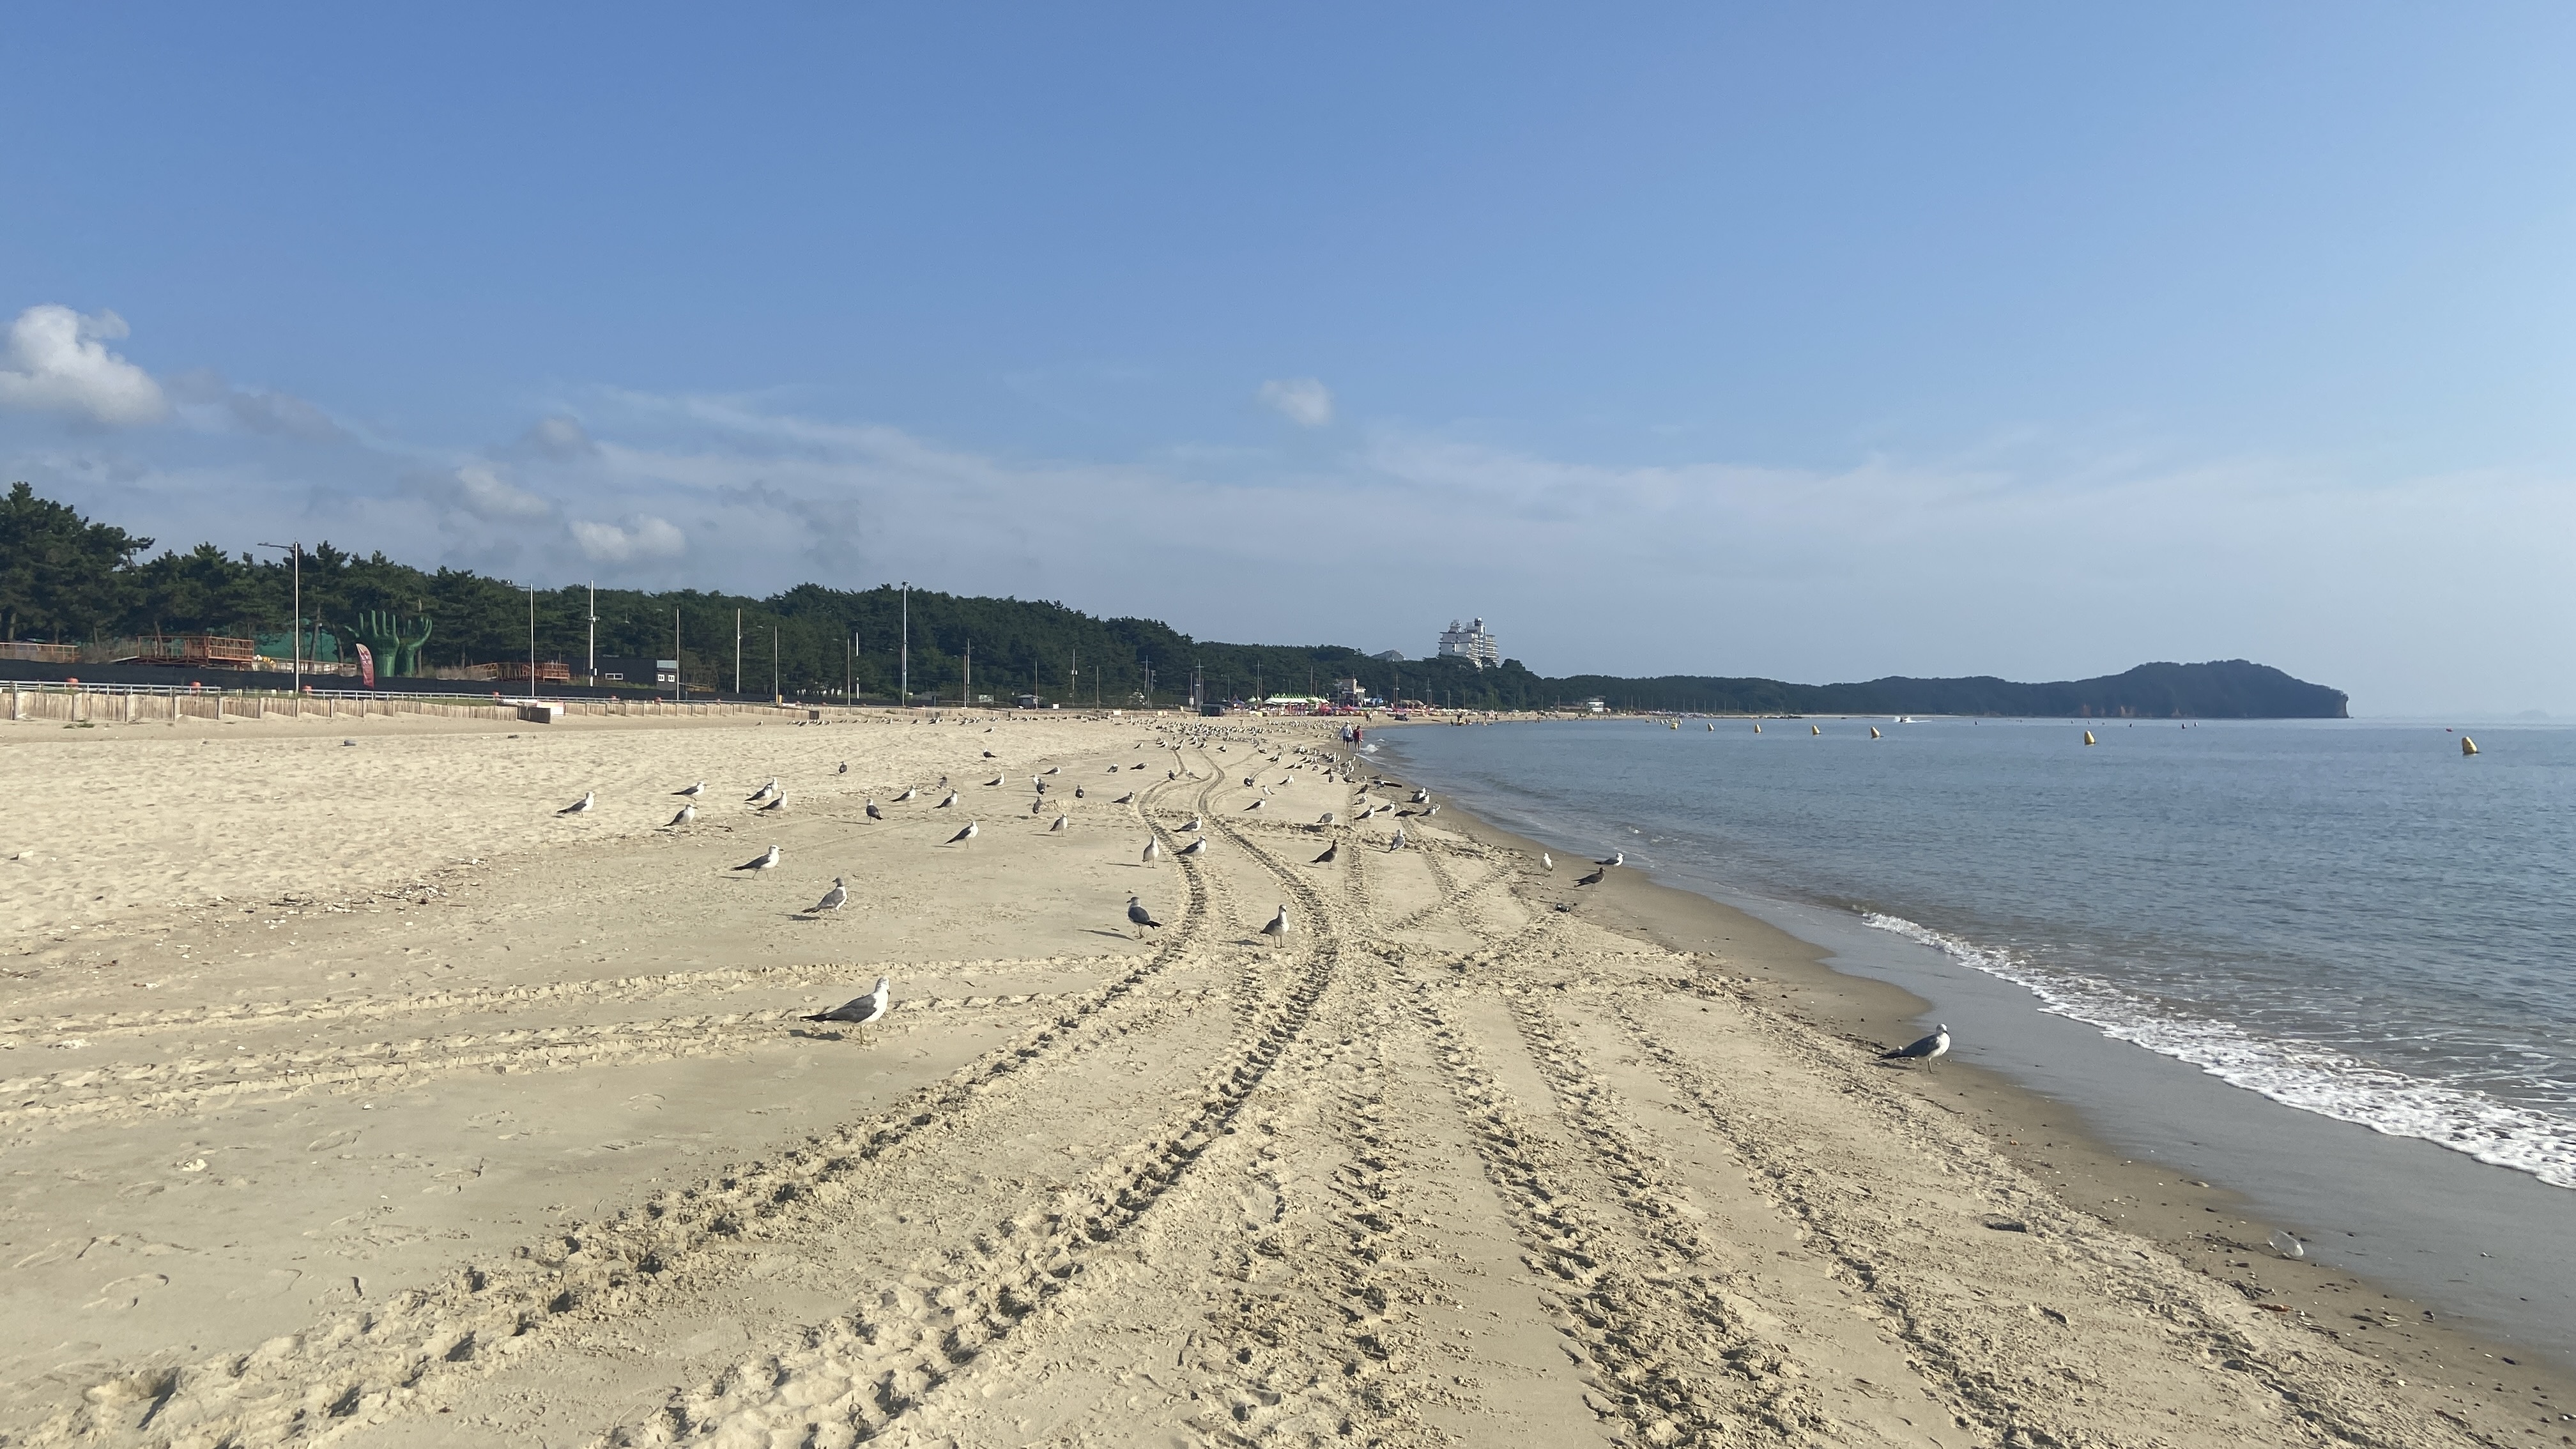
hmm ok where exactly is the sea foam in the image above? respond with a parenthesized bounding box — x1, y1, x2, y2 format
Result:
(1863, 912, 2576, 1190)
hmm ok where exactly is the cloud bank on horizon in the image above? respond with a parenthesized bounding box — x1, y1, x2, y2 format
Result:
(2, 8, 2570, 716)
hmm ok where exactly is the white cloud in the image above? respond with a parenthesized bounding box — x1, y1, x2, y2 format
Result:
(0, 305, 168, 426)
(518, 414, 598, 460)
(570, 514, 686, 563)
(449, 463, 553, 520)
(1257, 376, 1333, 427)
(169, 368, 345, 440)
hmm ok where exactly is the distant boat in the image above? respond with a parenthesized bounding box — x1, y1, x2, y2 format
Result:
(2083, 730, 2097, 746)
(2462, 736, 2479, 756)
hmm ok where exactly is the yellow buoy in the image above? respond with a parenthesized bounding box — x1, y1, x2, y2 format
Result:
(1869, 726, 1882, 739)
(2461, 736, 2478, 756)
(2083, 730, 2097, 746)
(1753, 724, 1761, 733)
(1811, 724, 1822, 735)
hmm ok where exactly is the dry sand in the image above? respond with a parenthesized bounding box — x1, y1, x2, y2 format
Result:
(3, 709, 2567, 1447)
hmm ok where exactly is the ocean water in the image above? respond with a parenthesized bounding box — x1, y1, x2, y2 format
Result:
(1379, 717, 2576, 1192)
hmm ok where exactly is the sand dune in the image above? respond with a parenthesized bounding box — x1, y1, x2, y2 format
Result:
(0, 710, 2540, 1446)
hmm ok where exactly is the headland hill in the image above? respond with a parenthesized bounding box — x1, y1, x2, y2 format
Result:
(3, 481, 2346, 717)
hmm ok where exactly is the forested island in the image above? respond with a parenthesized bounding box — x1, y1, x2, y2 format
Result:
(1, 483, 2348, 717)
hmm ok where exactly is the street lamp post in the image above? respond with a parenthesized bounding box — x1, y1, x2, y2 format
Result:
(255, 541, 303, 696)
(900, 582, 910, 708)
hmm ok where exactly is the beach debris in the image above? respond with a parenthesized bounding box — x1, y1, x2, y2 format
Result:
(945, 820, 980, 845)
(342, 738, 356, 746)
(675, 781, 705, 797)
(666, 804, 696, 829)
(1881, 1024, 1952, 1065)
(803, 975, 890, 1028)
(808, 877, 848, 914)
(557, 792, 595, 815)
(1126, 894, 1163, 936)
(732, 845, 781, 872)
(2268, 1230, 2304, 1259)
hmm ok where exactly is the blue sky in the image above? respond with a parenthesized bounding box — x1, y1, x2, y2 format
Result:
(4, 4, 2572, 712)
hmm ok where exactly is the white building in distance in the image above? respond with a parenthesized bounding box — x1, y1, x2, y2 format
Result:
(1437, 617, 1500, 668)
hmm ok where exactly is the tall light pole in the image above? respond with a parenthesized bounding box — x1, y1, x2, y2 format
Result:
(256, 541, 301, 694)
(527, 588, 537, 698)
(586, 583, 596, 687)
(899, 582, 910, 708)
(771, 624, 778, 702)
(734, 608, 742, 696)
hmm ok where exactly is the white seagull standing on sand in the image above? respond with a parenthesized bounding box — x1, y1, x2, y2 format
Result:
(1595, 851, 1625, 867)
(1181, 815, 1202, 832)
(1142, 837, 1163, 863)
(757, 792, 787, 813)
(894, 786, 917, 802)
(803, 976, 890, 1029)
(809, 877, 849, 914)
(935, 791, 961, 808)
(1178, 836, 1208, 857)
(747, 778, 778, 804)
(1126, 894, 1163, 936)
(1882, 1025, 1951, 1066)
(733, 845, 781, 872)
(1541, 852, 1554, 871)
(675, 781, 706, 797)
(1050, 815, 1068, 832)
(558, 792, 595, 815)
(865, 799, 884, 820)
(1261, 905, 1289, 942)
(945, 820, 980, 845)
(1388, 827, 1407, 851)
(666, 804, 697, 829)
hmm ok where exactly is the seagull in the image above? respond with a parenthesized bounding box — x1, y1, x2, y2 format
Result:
(1243, 776, 1256, 788)
(1595, 851, 1624, 867)
(945, 820, 980, 845)
(1142, 838, 1163, 863)
(1575, 864, 1606, 886)
(983, 750, 998, 758)
(894, 786, 917, 802)
(1178, 836, 1208, 856)
(1126, 894, 1163, 936)
(1311, 842, 1338, 864)
(1043, 766, 1059, 775)
(1030, 797, 1046, 815)
(808, 877, 849, 914)
(1881, 1025, 1951, 1066)
(558, 792, 595, 815)
(1318, 812, 1336, 825)
(1388, 827, 1407, 851)
(1181, 816, 1203, 832)
(1541, 852, 1553, 871)
(757, 792, 787, 813)
(837, 761, 849, 774)
(674, 781, 706, 797)
(1073, 787, 1085, 799)
(935, 791, 961, 808)
(1423, 804, 1441, 818)
(1114, 791, 1135, 804)
(803, 976, 890, 1027)
(1261, 905, 1289, 942)
(987, 774, 1006, 787)
(865, 799, 884, 820)
(666, 804, 698, 828)
(747, 779, 778, 803)
(1034, 779, 1048, 793)
(1410, 788, 1429, 804)
(1050, 815, 1068, 832)
(734, 845, 781, 871)
(1244, 799, 1264, 811)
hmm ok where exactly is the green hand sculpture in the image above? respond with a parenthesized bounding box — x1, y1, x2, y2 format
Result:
(346, 611, 434, 677)
(393, 615, 433, 677)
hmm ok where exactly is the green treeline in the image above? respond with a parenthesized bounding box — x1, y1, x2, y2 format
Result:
(0, 482, 2349, 716)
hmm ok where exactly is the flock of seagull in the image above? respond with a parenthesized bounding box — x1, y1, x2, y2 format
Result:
(548, 728, 1954, 1066)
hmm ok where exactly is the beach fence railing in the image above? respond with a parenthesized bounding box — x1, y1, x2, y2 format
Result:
(4, 682, 851, 727)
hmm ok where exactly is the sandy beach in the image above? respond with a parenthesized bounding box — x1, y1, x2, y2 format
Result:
(3, 709, 2567, 1448)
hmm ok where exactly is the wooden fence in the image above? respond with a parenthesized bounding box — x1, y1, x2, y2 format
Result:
(5, 684, 838, 728)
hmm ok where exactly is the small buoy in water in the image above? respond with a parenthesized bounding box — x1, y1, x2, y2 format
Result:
(2267, 1229, 2304, 1259)
(1869, 726, 1882, 739)
(2083, 730, 2097, 746)
(1811, 724, 1821, 735)
(1753, 724, 1761, 733)
(2461, 736, 2478, 756)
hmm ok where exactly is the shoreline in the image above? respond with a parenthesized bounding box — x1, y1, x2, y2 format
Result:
(1370, 726, 2576, 1404)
